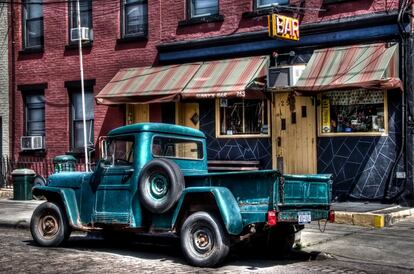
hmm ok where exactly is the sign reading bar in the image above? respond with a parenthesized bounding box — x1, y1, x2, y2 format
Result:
(268, 14, 300, 41)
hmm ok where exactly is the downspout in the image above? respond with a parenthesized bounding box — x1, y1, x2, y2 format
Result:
(9, 0, 15, 161)
(382, 0, 410, 202)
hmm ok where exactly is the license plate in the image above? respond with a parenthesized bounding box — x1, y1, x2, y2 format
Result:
(298, 211, 312, 224)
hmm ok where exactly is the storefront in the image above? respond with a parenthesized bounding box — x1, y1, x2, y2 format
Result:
(97, 13, 408, 201)
(269, 43, 403, 200)
(96, 56, 273, 168)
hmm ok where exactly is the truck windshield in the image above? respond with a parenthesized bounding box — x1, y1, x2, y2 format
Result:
(104, 136, 134, 166)
(152, 136, 203, 160)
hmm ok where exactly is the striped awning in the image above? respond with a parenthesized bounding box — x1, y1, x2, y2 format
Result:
(96, 56, 268, 105)
(96, 63, 201, 105)
(294, 43, 402, 93)
(181, 56, 269, 99)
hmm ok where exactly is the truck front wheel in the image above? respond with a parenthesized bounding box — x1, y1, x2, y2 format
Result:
(180, 211, 230, 267)
(30, 202, 71, 247)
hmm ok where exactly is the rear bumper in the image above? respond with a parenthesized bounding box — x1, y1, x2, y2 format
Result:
(278, 209, 330, 223)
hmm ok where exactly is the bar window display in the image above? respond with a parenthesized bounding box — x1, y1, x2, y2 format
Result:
(216, 98, 269, 137)
(319, 89, 387, 136)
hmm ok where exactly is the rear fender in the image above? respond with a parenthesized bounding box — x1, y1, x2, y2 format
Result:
(172, 187, 243, 235)
(32, 186, 82, 229)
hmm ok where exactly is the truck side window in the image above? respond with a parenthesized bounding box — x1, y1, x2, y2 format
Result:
(152, 136, 203, 160)
(105, 136, 134, 166)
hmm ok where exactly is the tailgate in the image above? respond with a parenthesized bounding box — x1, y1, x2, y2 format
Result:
(280, 174, 332, 206)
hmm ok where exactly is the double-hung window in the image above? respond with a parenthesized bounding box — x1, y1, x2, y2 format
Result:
(69, 0, 92, 43)
(256, 0, 289, 9)
(22, 0, 44, 49)
(24, 92, 45, 136)
(122, 0, 148, 38)
(190, 0, 218, 18)
(70, 90, 94, 151)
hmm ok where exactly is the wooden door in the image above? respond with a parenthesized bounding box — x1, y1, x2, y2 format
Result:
(175, 103, 199, 129)
(126, 104, 149, 124)
(176, 103, 199, 158)
(272, 93, 316, 174)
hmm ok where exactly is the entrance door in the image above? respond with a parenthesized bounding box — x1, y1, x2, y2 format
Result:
(175, 103, 199, 129)
(127, 104, 149, 124)
(272, 93, 316, 174)
(175, 103, 199, 158)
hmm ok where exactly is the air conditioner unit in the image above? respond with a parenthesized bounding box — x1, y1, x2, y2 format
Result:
(267, 65, 306, 89)
(70, 27, 92, 42)
(21, 136, 45, 151)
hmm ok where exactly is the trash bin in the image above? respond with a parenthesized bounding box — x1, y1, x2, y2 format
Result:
(12, 169, 36, 200)
(53, 155, 76, 173)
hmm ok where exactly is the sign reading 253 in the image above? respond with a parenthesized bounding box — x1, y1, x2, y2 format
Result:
(268, 14, 300, 41)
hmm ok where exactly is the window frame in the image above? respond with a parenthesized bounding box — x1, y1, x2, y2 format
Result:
(188, 0, 219, 19)
(151, 135, 205, 161)
(68, 0, 93, 44)
(215, 98, 271, 138)
(69, 89, 95, 152)
(254, 0, 289, 10)
(23, 91, 45, 137)
(103, 135, 135, 167)
(317, 90, 389, 137)
(121, 0, 148, 39)
(22, 0, 44, 50)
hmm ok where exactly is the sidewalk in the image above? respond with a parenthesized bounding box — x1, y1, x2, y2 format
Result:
(0, 196, 413, 229)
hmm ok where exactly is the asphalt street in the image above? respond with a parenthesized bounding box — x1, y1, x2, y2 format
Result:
(1, 217, 414, 273)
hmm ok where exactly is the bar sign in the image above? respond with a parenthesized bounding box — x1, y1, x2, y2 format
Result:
(268, 14, 300, 41)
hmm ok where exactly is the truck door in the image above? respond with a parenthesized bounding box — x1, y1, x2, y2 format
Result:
(94, 135, 135, 224)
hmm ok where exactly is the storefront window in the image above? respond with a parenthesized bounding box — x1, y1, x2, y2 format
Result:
(320, 89, 387, 136)
(217, 98, 269, 137)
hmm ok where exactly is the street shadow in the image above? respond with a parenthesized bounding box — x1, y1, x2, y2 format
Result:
(25, 234, 328, 270)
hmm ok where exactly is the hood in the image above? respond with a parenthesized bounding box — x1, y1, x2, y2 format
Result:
(47, 172, 93, 188)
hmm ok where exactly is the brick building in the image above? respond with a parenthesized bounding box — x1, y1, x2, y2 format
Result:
(0, 3, 8, 158)
(10, 0, 414, 203)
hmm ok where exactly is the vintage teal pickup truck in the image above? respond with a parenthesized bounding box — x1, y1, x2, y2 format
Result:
(31, 123, 333, 267)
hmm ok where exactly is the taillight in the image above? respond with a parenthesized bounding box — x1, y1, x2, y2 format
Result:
(267, 210, 278, 226)
(328, 210, 335, 223)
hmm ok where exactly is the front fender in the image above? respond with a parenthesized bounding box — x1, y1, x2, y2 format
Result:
(32, 186, 82, 229)
(172, 187, 243, 235)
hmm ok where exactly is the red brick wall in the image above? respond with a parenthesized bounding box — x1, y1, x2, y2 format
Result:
(160, 0, 400, 43)
(11, 0, 400, 160)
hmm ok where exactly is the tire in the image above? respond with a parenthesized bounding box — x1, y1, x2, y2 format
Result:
(138, 158, 184, 214)
(180, 211, 230, 267)
(30, 202, 71, 247)
(267, 225, 295, 258)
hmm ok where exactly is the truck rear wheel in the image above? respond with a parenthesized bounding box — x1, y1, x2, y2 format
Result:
(267, 225, 295, 258)
(30, 202, 71, 247)
(180, 211, 230, 267)
(138, 158, 184, 214)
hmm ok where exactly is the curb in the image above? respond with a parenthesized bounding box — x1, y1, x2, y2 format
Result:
(334, 208, 414, 228)
(0, 220, 30, 230)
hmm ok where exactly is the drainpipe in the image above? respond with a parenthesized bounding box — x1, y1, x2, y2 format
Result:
(9, 0, 15, 162)
(383, 0, 412, 204)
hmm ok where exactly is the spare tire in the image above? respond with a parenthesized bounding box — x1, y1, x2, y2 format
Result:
(138, 158, 184, 214)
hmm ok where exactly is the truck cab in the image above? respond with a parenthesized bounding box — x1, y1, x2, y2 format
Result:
(31, 123, 333, 267)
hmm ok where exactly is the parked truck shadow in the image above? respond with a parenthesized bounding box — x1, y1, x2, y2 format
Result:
(26, 233, 329, 269)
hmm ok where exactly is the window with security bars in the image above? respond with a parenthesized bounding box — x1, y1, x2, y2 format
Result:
(70, 90, 94, 151)
(190, 0, 218, 18)
(23, 0, 44, 49)
(25, 92, 45, 136)
(122, 0, 148, 37)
